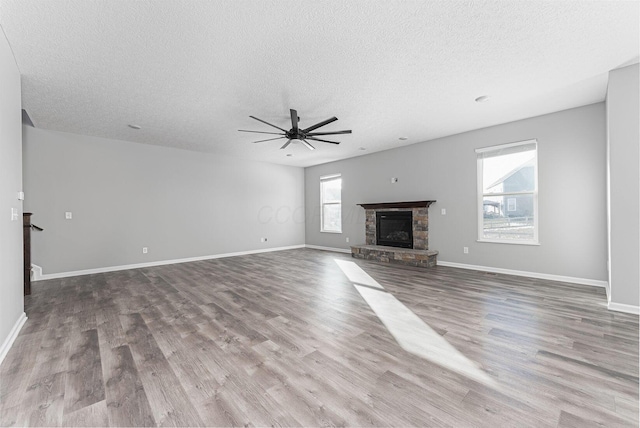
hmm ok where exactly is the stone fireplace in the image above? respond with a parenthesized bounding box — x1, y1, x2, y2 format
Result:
(351, 200, 438, 268)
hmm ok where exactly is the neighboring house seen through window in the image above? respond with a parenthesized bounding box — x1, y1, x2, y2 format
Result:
(476, 140, 538, 244)
(321, 174, 342, 233)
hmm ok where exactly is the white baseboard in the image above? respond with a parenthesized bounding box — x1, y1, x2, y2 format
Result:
(31, 264, 43, 281)
(34, 244, 306, 281)
(607, 301, 640, 315)
(0, 312, 27, 366)
(436, 260, 608, 288)
(305, 244, 352, 254)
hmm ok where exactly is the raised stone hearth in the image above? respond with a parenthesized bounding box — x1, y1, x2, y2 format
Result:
(351, 245, 438, 268)
(352, 200, 438, 268)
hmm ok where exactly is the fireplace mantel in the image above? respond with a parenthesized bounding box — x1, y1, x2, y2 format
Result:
(357, 200, 436, 210)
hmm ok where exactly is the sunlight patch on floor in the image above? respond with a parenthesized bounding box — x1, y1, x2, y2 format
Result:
(334, 259, 384, 289)
(335, 259, 496, 387)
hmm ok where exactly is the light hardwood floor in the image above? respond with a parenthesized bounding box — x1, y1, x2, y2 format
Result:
(1, 249, 638, 427)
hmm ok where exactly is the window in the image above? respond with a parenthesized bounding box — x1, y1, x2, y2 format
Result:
(476, 140, 538, 244)
(320, 174, 342, 232)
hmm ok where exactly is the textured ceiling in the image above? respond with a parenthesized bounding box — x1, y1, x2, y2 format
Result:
(0, 1, 638, 167)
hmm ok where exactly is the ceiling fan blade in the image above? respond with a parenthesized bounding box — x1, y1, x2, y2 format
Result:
(280, 140, 292, 150)
(306, 130, 352, 136)
(249, 115, 288, 132)
(239, 129, 284, 135)
(301, 116, 338, 133)
(301, 139, 316, 150)
(306, 136, 340, 145)
(290, 109, 299, 133)
(252, 136, 286, 143)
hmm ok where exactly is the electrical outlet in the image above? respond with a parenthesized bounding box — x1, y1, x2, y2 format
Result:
(463, 247, 469, 254)
(142, 247, 148, 254)
(65, 211, 72, 219)
(346, 237, 350, 243)
(261, 237, 267, 242)
(10, 207, 18, 221)
(441, 208, 446, 215)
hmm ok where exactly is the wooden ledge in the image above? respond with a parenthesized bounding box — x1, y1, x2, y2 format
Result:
(357, 200, 436, 210)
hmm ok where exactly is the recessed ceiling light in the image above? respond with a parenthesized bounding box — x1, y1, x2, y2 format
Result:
(358, 147, 367, 150)
(128, 124, 141, 129)
(399, 137, 408, 141)
(475, 95, 490, 103)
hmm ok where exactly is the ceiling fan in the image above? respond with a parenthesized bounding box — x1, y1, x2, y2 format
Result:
(239, 109, 351, 150)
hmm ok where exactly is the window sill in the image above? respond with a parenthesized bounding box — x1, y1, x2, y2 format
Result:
(321, 230, 342, 234)
(477, 239, 540, 246)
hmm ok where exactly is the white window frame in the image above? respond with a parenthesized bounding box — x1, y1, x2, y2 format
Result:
(476, 139, 539, 245)
(320, 174, 342, 233)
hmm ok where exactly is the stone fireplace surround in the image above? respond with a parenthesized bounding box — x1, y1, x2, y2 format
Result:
(351, 200, 438, 268)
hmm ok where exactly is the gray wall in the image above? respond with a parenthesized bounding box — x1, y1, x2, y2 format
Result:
(0, 26, 24, 355)
(305, 103, 608, 282)
(23, 126, 305, 274)
(606, 63, 639, 308)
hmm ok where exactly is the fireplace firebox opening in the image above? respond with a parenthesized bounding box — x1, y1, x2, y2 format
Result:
(376, 211, 413, 248)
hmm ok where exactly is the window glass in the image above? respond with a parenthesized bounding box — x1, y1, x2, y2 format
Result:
(477, 141, 538, 244)
(321, 175, 342, 233)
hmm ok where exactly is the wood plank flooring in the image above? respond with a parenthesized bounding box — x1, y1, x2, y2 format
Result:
(1, 249, 637, 427)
